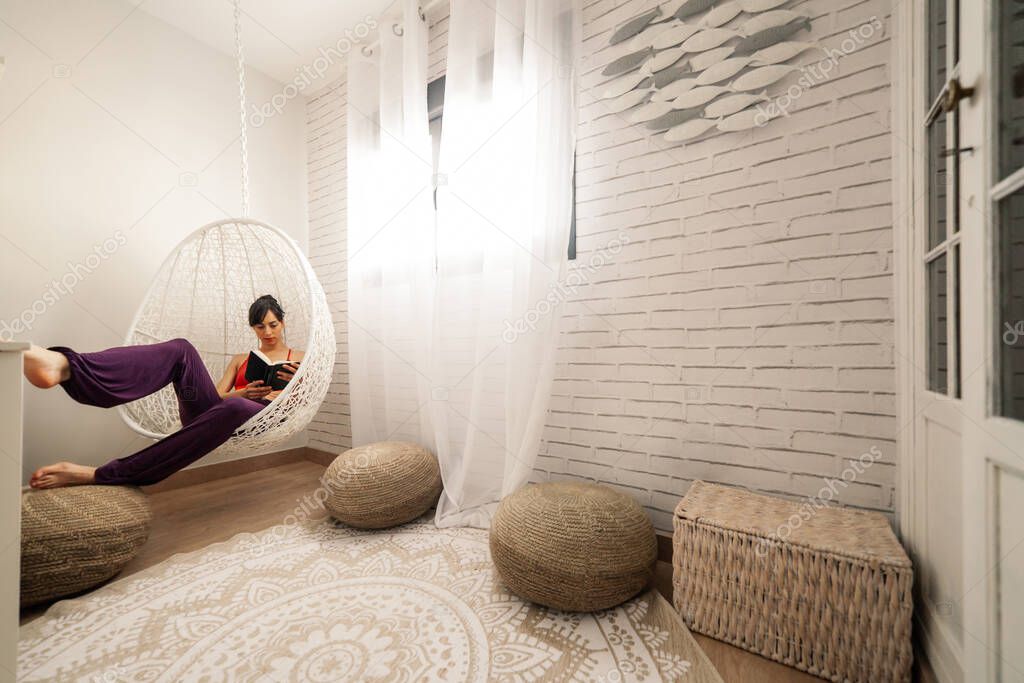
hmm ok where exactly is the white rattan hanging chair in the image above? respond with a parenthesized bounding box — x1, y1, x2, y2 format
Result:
(117, 3, 335, 456)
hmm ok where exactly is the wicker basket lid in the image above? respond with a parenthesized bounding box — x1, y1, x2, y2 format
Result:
(675, 481, 910, 567)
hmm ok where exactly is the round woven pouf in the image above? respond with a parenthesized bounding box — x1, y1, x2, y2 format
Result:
(21, 485, 152, 607)
(323, 441, 442, 529)
(490, 481, 657, 612)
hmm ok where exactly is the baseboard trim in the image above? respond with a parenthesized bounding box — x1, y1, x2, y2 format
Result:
(143, 447, 312, 493)
(304, 447, 337, 467)
(915, 603, 964, 683)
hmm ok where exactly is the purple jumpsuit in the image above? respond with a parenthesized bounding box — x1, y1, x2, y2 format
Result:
(46, 338, 271, 486)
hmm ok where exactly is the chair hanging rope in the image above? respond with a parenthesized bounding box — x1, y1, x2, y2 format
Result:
(233, 0, 250, 217)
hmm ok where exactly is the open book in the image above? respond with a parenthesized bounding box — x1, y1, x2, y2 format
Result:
(244, 349, 299, 391)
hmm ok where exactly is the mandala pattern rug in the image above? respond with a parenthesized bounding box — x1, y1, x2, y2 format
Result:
(19, 514, 723, 682)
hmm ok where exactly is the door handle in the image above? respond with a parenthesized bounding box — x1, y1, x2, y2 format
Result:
(925, 77, 977, 127)
(941, 78, 975, 112)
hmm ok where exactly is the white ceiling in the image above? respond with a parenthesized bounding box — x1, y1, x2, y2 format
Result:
(138, 0, 398, 90)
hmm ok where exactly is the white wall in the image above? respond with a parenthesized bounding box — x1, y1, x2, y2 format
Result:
(548, 0, 896, 534)
(0, 0, 309, 482)
(308, 0, 897, 535)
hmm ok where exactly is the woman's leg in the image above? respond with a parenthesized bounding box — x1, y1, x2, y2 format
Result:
(33, 397, 269, 488)
(29, 338, 255, 488)
(46, 337, 222, 425)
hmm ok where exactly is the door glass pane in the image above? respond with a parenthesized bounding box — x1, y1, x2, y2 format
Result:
(951, 0, 959, 63)
(928, 0, 949, 250)
(949, 0, 960, 235)
(929, 253, 949, 393)
(929, 119, 949, 249)
(999, 188, 1024, 419)
(998, 0, 1024, 179)
(928, 0, 947, 102)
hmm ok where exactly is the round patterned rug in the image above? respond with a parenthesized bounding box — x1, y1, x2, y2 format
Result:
(18, 514, 722, 682)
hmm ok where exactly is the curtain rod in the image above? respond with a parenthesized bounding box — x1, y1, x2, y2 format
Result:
(360, 0, 448, 56)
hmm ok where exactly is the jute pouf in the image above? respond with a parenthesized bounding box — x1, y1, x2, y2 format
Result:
(323, 441, 442, 529)
(21, 485, 152, 607)
(489, 481, 657, 612)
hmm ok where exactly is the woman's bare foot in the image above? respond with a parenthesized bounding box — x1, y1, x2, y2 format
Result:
(23, 344, 71, 389)
(29, 462, 96, 489)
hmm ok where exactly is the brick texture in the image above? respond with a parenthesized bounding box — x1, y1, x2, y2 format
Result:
(305, 79, 351, 453)
(305, 0, 897, 534)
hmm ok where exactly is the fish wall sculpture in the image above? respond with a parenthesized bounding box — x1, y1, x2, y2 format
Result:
(599, 0, 827, 144)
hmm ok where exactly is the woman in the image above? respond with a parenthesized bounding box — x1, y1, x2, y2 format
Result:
(22, 294, 305, 489)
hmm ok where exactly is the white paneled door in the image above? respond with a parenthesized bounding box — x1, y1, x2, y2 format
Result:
(901, 1, 1024, 681)
(960, 2, 1024, 681)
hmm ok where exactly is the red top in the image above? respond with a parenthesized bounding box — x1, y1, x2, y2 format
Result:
(235, 348, 291, 390)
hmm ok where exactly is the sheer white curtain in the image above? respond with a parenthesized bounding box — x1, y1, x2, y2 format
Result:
(429, 0, 578, 528)
(347, 0, 436, 446)
(347, 0, 578, 529)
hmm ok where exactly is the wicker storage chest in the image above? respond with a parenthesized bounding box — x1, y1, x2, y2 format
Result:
(672, 481, 913, 682)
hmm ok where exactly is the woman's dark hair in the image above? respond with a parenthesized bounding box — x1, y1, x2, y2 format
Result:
(249, 294, 285, 326)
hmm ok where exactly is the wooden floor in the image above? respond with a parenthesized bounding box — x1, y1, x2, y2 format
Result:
(22, 462, 928, 682)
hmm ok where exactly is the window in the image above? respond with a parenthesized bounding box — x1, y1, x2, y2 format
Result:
(428, 75, 445, 208)
(425, 74, 577, 260)
(568, 161, 576, 260)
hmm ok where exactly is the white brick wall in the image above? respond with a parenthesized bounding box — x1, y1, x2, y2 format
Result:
(305, 78, 351, 452)
(305, 0, 898, 534)
(548, 0, 897, 533)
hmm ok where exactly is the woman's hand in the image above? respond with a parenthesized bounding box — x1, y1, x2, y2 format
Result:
(265, 389, 282, 401)
(237, 380, 272, 400)
(275, 361, 300, 384)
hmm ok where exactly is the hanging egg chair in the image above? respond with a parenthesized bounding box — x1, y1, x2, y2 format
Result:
(117, 2, 335, 456)
(118, 219, 335, 455)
